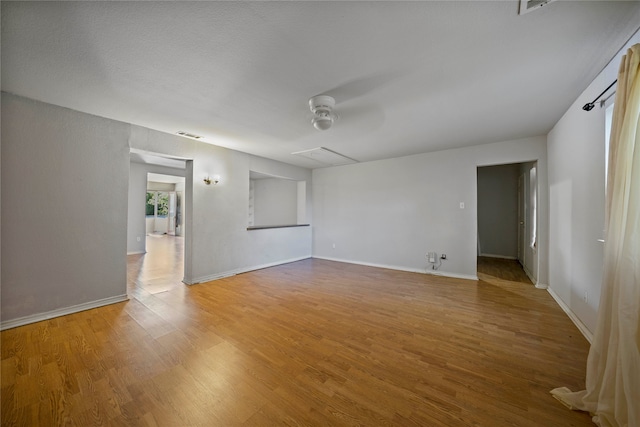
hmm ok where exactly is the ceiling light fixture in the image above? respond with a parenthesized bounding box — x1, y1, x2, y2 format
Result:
(309, 95, 336, 131)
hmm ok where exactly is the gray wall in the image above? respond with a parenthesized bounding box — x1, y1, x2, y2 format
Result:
(1, 94, 129, 322)
(253, 178, 298, 226)
(312, 136, 547, 282)
(477, 164, 520, 258)
(127, 126, 312, 283)
(546, 32, 640, 334)
(1, 93, 312, 326)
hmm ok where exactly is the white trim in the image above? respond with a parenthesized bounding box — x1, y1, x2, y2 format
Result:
(0, 294, 129, 331)
(535, 282, 548, 290)
(523, 264, 538, 287)
(188, 256, 312, 285)
(127, 250, 146, 255)
(185, 271, 235, 284)
(546, 287, 593, 343)
(314, 255, 424, 274)
(425, 270, 479, 281)
(313, 256, 478, 281)
(479, 253, 518, 260)
(129, 148, 192, 161)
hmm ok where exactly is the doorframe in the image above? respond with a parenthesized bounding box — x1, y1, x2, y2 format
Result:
(517, 172, 525, 265)
(476, 161, 539, 285)
(128, 149, 193, 284)
(146, 189, 174, 234)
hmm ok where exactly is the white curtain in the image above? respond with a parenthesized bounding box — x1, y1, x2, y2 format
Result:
(551, 44, 640, 427)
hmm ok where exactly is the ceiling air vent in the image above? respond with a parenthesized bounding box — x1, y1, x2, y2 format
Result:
(292, 147, 358, 167)
(519, 0, 556, 15)
(176, 131, 203, 140)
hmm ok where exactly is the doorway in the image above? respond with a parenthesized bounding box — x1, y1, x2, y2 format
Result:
(145, 173, 185, 236)
(477, 161, 538, 285)
(143, 173, 186, 285)
(127, 149, 192, 284)
(145, 173, 185, 237)
(146, 191, 171, 234)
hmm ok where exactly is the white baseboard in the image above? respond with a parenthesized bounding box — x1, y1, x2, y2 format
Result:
(479, 253, 518, 260)
(127, 250, 146, 255)
(546, 287, 593, 343)
(1, 294, 129, 331)
(522, 264, 541, 288)
(313, 256, 478, 281)
(186, 271, 235, 284)
(188, 256, 312, 285)
(313, 255, 425, 274)
(424, 269, 479, 281)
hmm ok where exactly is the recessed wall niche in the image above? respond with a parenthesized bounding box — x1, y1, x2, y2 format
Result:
(248, 171, 307, 228)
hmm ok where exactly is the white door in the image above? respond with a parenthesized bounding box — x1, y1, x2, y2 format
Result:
(517, 173, 526, 265)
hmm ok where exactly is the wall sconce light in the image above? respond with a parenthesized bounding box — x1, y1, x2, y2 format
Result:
(204, 174, 221, 185)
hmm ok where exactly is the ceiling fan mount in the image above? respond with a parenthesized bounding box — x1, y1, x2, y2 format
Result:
(309, 95, 337, 131)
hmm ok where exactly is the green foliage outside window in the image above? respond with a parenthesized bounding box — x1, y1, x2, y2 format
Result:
(146, 192, 155, 216)
(146, 191, 169, 217)
(156, 193, 169, 217)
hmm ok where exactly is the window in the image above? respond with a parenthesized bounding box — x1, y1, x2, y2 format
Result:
(146, 191, 169, 218)
(605, 102, 615, 191)
(146, 192, 155, 216)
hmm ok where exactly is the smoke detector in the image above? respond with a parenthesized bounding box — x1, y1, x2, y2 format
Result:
(309, 95, 337, 131)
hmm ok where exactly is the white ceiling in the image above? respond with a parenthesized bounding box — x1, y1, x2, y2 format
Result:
(2, 1, 639, 169)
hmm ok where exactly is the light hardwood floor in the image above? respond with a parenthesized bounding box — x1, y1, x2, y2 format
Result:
(2, 237, 593, 426)
(477, 256, 533, 285)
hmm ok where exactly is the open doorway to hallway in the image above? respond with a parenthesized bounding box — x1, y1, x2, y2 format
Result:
(138, 173, 186, 293)
(476, 162, 538, 285)
(141, 172, 185, 293)
(145, 173, 185, 237)
(128, 149, 192, 287)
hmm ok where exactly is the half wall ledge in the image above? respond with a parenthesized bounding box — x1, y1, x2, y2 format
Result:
(247, 224, 310, 230)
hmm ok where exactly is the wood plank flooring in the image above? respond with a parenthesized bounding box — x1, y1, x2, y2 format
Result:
(1, 237, 593, 426)
(477, 256, 533, 285)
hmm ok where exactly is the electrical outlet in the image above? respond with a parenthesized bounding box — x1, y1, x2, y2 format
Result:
(427, 252, 437, 263)
(583, 291, 588, 303)
(137, 236, 141, 242)
(332, 243, 336, 249)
